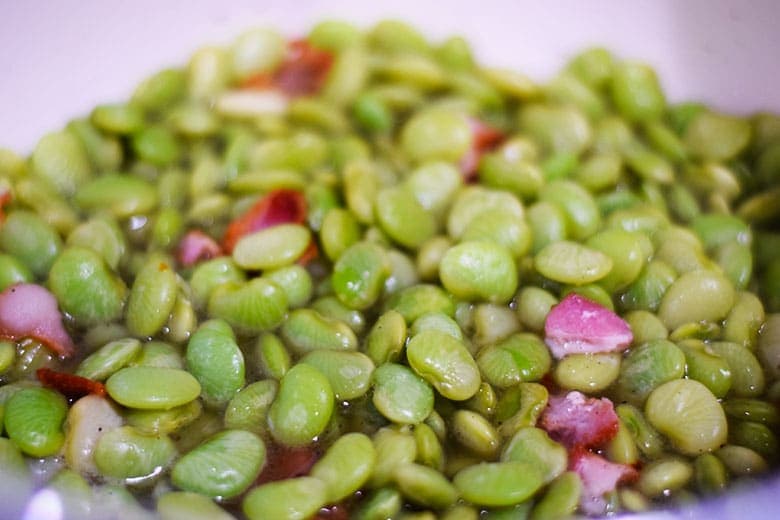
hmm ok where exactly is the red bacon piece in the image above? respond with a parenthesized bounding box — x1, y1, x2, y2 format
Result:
(274, 39, 334, 96)
(540, 391, 620, 450)
(241, 73, 274, 90)
(544, 293, 633, 359)
(296, 241, 319, 267)
(570, 448, 639, 516)
(37, 368, 106, 400)
(256, 444, 320, 485)
(177, 229, 223, 267)
(0, 283, 75, 358)
(459, 118, 505, 181)
(222, 189, 307, 254)
(241, 39, 334, 97)
(0, 187, 11, 223)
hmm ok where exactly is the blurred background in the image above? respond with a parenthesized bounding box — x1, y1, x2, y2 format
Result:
(1, 0, 779, 152)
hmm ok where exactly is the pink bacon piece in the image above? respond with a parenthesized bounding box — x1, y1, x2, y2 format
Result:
(0, 283, 75, 358)
(570, 448, 639, 516)
(177, 229, 223, 267)
(544, 293, 633, 359)
(540, 391, 620, 450)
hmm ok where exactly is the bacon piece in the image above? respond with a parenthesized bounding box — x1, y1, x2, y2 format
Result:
(0, 187, 11, 223)
(222, 189, 307, 254)
(241, 73, 274, 90)
(570, 448, 638, 516)
(274, 39, 334, 96)
(37, 368, 106, 400)
(296, 241, 319, 267)
(256, 444, 320, 485)
(459, 118, 505, 182)
(0, 283, 75, 357)
(242, 39, 334, 97)
(177, 229, 223, 267)
(540, 391, 619, 450)
(544, 293, 633, 359)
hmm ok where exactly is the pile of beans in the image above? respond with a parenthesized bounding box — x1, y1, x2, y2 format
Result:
(0, 18, 779, 520)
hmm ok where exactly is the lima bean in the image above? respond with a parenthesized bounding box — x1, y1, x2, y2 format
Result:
(126, 257, 179, 338)
(4, 387, 67, 457)
(440, 241, 518, 303)
(267, 363, 334, 446)
(63, 395, 124, 478)
(310, 432, 376, 502)
(0, 210, 62, 278)
(186, 319, 245, 407)
(407, 329, 481, 401)
(172, 429, 266, 498)
(243, 476, 327, 520)
(394, 462, 459, 509)
(454, 461, 544, 507)
(372, 363, 434, 424)
(208, 278, 288, 333)
(476, 333, 551, 388)
(501, 427, 568, 483)
(332, 241, 391, 309)
(105, 367, 201, 410)
(534, 240, 613, 285)
(645, 379, 728, 455)
(302, 350, 374, 401)
(94, 425, 177, 480)
(49, 247, 128, 326)
(658, 270, 735, 330)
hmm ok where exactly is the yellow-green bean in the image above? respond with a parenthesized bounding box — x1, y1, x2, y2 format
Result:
(267, 363, 334, 446)
(172, 429, 266, 499)
(185, 319, 245, 407)
(4, 387, 68, 457)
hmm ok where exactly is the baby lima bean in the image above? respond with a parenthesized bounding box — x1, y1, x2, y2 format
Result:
(267, 363, 334, 446)
(186, 319, 245, 407)
(172, 429, 266, 498)
(94, 425, 177, 480)
(407, 329, 481, 401)
(1, 16, 780, 520)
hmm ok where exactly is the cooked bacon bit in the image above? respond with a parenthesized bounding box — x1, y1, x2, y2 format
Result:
(37, 368, 106, 400)
(540, 391, 620, 450)
(275, 39, 334, 96)
(296, 241, 319, 267)
(459, 118, 505, 182)
(0, 188, 11, 223)
(0, 283, 75, 358)
(570, 448, 638, 516)
(242, 39, 334, 97)
(256, 444, 320, 484)
(222, 189, 307, 253)
(241, 73, 274, 90)
(544, 293, 633, 359)
(177, 229, 223, 267)
(471, 118, 505, 151)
